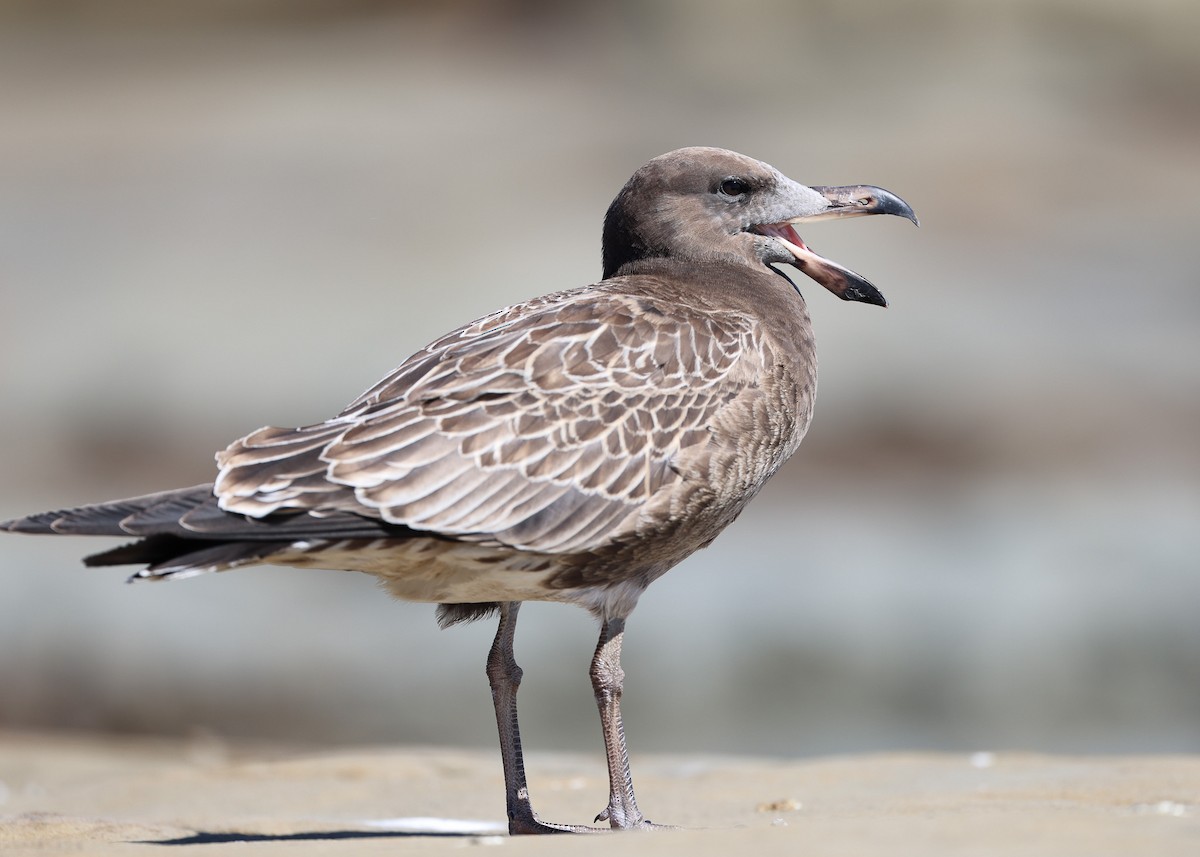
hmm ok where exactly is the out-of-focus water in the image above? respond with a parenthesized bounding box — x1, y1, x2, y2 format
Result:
(1, 2, 1197, 754)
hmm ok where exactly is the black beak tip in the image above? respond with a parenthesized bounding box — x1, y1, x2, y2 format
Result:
(876, 190, 918, 228)
(843, 281, 888, 308)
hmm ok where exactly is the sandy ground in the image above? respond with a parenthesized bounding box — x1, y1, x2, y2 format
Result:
(1, 731, 1196, 856)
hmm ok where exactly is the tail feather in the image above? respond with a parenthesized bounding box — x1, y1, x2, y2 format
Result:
(2, 485, 217, 536)
(2, 484, 415, 541)
(3, 483, 424, 580)
(83, 534, 294, 581)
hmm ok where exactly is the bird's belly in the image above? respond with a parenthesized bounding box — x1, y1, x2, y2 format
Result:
(268, 536, 573, 605)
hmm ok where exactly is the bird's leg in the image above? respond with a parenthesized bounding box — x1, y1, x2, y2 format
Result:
(589, 617, 660, 830)
(486, 601, 600, 835)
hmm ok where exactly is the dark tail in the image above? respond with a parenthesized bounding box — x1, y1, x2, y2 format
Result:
(2, 483, 414, 581)
(3, 484, 217, 537)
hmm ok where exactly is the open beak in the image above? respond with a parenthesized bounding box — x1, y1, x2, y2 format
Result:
(754, 185, 917, 307)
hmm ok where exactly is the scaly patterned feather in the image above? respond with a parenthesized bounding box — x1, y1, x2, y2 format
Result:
(214, 280, 765, 554)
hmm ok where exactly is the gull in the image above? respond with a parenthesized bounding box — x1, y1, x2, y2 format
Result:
(3, 147, 916, 833)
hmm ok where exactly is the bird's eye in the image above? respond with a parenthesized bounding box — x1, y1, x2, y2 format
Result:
(718, 177, 751, 198)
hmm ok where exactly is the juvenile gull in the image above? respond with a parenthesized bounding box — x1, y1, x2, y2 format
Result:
(2, 147, 915, 834)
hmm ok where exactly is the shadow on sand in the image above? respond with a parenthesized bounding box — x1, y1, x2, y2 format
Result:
(143, 828, 496, 844)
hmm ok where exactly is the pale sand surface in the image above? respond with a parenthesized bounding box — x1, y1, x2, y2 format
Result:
(1, 731, 1197, 856)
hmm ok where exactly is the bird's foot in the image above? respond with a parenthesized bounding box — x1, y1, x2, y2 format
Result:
(507, 813, 606, 836)
(506, 806, 609, 835)
(593, 807, 677, 831)
(508, 810, 674, 835)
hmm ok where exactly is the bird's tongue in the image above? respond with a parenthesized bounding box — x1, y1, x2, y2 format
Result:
(757, 222, 808, 250)
(755, 222, 887, 307)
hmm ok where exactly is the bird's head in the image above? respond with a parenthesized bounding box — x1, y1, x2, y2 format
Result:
(601, 146, 917, 306)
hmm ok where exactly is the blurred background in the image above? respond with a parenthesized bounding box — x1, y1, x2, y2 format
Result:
(1, 0, 1197, 760)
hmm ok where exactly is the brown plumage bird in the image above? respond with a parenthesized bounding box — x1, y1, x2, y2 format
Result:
(2, 147, 915, 834)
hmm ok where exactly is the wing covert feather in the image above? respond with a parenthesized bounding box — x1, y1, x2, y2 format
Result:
(215, 286, 764, 553)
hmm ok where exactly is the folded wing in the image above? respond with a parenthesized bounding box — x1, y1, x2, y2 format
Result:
(215, 285, 760, 554)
